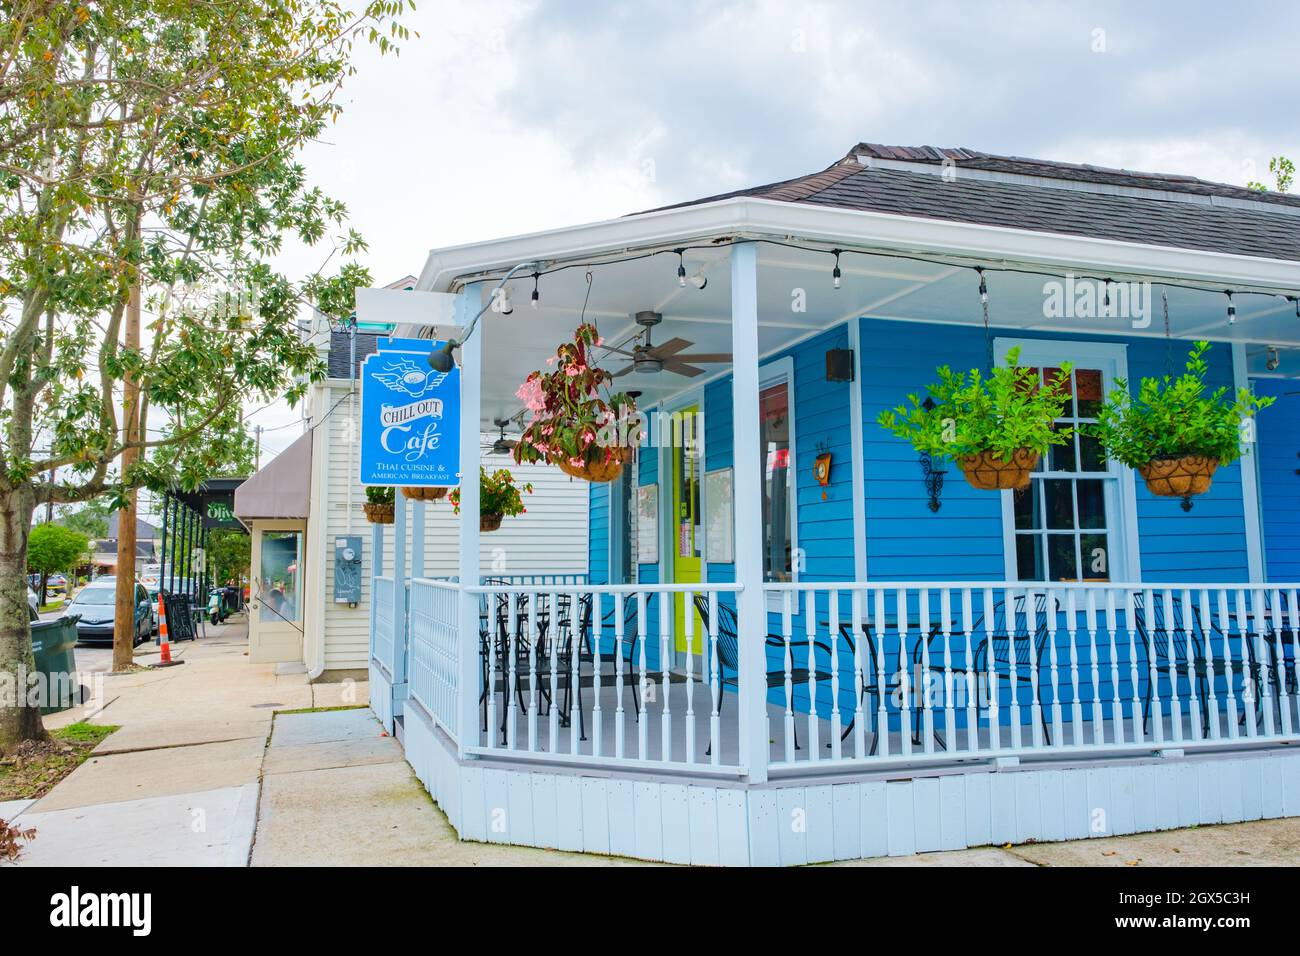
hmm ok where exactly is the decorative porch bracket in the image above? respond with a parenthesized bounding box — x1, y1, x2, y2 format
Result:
(731, 242, 770, 784)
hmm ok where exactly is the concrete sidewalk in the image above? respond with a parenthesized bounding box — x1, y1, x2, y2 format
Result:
(8, 617, 356, 866)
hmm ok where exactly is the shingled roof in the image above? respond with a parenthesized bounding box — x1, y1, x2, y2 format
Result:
(637, 144, 1300, 262)
(326, 330, 383, 380)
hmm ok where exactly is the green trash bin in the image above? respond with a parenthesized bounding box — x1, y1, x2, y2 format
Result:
(29, 607, 80, 714)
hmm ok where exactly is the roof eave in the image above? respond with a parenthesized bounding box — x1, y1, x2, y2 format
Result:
(417, 196, 1300, 297)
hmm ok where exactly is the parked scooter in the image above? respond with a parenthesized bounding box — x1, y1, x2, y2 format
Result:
(208, 588, 226, 625)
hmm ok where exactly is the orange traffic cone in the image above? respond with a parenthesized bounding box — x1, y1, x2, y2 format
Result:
(152, 593, 183, 668)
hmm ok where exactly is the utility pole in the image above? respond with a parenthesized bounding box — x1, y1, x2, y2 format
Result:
(255, 424, 263, 471)
(113, 280, 142, 671)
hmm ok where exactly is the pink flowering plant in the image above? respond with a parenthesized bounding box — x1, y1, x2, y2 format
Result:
(512, 323, 638, 472)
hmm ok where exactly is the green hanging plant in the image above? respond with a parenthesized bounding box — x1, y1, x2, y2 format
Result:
(362, 486, 395, 524)
(1085, 341, 1274, 502)
(876, 347, 1074, 491)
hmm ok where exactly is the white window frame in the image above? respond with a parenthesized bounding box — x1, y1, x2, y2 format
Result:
(760, 357, 798, 610)
(994, 338, 1141, 584)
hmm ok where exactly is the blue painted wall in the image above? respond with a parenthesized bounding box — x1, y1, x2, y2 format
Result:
(589, 482, 610, 585)
(858, 318, 1251, 584)
(1255, 378, 1300, 581)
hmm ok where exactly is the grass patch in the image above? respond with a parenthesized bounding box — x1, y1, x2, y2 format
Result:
(274, 704, 366, 715)
(38, 602, 63, 613)
(0, 723, 120, 801)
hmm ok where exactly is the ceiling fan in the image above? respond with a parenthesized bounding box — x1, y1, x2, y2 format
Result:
(484, 418, 517, 454)
(602, 311, 731, 378)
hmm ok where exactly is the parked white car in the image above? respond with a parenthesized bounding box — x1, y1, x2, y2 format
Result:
(27, 586, 39, 614)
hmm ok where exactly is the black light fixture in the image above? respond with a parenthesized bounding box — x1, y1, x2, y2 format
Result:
(1226, 290, 1236, 326)
(831, 249, 843, 290)
(676, 248, 687, 287)
(918, 396, 946, 513)
(530, 272, 540, 309)
(428, 260, 541, 373)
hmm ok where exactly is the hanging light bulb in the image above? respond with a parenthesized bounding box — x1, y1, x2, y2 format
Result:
(1103, 279, 1111, 310)
(1291, 296, 1299, 319)
(676, 249, 687, 288)
(977, 268, 988, 304)
(530, 272, 540, 309)
(1226, 290, 1236, 326)
(832, 249, 843, 290)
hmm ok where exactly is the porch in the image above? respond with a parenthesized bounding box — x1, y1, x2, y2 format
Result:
(371, 575, 1300, 864)
(363, 150, 1300, 863)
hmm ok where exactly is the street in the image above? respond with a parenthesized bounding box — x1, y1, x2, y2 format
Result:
(39, 606, 151, 674)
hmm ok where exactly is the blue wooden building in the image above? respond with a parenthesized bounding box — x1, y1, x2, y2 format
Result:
(368, 144, 1300, 864)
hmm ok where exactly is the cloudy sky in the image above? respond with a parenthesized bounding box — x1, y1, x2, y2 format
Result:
(251, 0, 1300, 459)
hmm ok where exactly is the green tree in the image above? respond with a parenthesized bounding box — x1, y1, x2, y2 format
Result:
(1247, 156, 1294, 193)
(0, 1, 409, 747)
(55, 497, 112, 540)
(27, 522, 87, 604)
(207, 528, 251, 585)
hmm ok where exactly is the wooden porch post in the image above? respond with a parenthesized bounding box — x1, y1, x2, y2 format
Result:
(731, 242, 769, 783)
(455, 283, 484, 755)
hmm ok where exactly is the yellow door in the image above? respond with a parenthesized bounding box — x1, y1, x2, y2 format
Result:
(672, 406, 703, 654)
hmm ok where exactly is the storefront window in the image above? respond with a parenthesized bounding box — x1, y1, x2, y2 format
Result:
(260, 531, 302, 623)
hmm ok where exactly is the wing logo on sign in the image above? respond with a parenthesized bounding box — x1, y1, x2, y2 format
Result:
(371, 358, 447, 399)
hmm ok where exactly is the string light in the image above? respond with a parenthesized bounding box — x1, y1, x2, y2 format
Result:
(1103, 279, 1111, 310)
(1290, 296, 1300, 319)
(832, 249, 843, 289)
(676, 248, 687, 287)
(977, 267, 988, 304)
(1226, 290, 1236, 326)
(530, 272, 540, 309)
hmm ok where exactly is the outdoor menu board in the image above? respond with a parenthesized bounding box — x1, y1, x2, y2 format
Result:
(636, 483, 659, 564)
(704, 468, 734, 563)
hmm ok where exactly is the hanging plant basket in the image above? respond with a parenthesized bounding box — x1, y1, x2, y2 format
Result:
(363, 502, 395, 524)
(557, 448, 630, 483)
(512, 323, 639, 483)
(1137, 455, 1219, 498)
(955, 448, 1040, 491)
(480, 513, 503, 533)
(401, 485, 448, 501)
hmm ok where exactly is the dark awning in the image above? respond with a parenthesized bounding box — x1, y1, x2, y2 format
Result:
(233, 431, 312, 521)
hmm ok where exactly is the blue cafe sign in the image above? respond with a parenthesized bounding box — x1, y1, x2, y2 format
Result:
(359, 338, 460, 487)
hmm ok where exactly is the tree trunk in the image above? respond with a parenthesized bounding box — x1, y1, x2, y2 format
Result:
(0, 484, 45, 751)
(113, 280, 142, 671)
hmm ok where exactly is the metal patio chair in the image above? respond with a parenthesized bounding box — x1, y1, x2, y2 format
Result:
(693, 595, 837, 754)
(912, 593, 1056, 747)
(1131, 592, 1217, 738)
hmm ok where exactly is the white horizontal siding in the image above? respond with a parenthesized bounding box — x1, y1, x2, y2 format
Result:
(313, 384, 588, 671)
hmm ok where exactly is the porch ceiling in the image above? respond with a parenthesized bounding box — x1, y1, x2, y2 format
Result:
(471, 241, 1300, 430)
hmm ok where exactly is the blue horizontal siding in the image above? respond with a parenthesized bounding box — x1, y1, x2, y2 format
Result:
(1255, 378, 1300, 582)
(588, 482, 610, 585)
(859, 317, 1252, 584)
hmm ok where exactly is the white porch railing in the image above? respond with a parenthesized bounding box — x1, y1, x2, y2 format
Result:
(764, 583, 1300, 772)
(390, 576, 1300, 780)
(466, 582, 744, 774)
(409, 578, 462, 741)
(372, 575, 395, 679)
